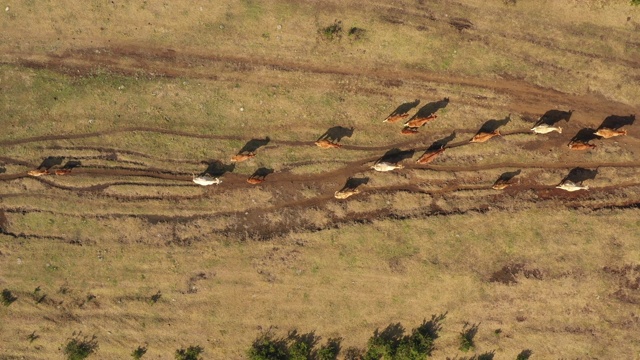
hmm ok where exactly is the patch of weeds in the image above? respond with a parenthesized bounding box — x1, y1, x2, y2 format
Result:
(175, 345, 204, 360)
(63, 332, 98, 360)
(1, 289, 18, 306)
(27, 331, 40, 343)
(348, 27, 367, 41)
(149, 291, 162, 304)
(459, 323, 479, 352)
(503, 0, 517, 4)
(632, 0, 640, 5)
(319, 20, 343, 42)
(131, 345, 147, 359)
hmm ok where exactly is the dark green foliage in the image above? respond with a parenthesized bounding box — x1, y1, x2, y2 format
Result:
(175, 345, 204, 360)
(248, 330, 288, 360)
(632, 0, 640, 5)
(63, 333, 98, 360)
(316, 338, 342, 360)
(131, 345, 147, 359)
(1, 289, 18, 306)
(363, 313, 446, 360)
(458, 324, 479, 352)
(319, 20, 343, 41)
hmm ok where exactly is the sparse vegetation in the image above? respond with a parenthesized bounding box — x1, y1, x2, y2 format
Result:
(319, 20, 343, 41)
(175, 345, 204, 360)
(63, 333, 98, 360)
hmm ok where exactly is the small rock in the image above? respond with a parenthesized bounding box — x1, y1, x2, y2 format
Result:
(277, 24, 282, 30)
(5, 6, 9, 11)
(219, 24, 224, 29)
(239, 107, 244, 112)
(118, 85, 124, 90)
(17, 258, 22, 265)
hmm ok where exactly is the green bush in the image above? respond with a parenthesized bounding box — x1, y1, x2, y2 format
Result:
(248, 331, 288, 360)
(632, 0, 640, 5)
(175, 345, 204, 360)
(63, 333, 98, 360)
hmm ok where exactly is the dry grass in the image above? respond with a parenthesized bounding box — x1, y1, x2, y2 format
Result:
(1, 0, 640, 358)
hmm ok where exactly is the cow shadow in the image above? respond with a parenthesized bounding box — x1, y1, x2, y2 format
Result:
(562, 167, 598, 184)
(427, 131, 456, 151)
(202, 160, 235, 176)
(249, 167, 274, 180)
(238, 137, 270, 154)
(496, 169, 521, 183)
(38, 156, 64, 170)
(378, 148, 415, 164)
(341, 177, 369, 191)
(570, 128, 598, 143)
(535, 109, 573, 126)
(62, 160, 82, 169)
(477, 115, 510, 134)
(387, 99, 420, 118)
(598, 114, 635, 130)
(410, 97, 449, 120)
(317, 126, 355, 143)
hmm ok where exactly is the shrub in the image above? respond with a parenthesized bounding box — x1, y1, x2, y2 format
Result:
(175, 345, 204, 360)
(131, 346, 147, 359)
(1, 289, 17, 306)
(248, 331, 288, 360)
(632, 0, 640, 5)
(348, 27, 367, 41)
(458, 324, 479, 352)
(63, 333, 98, 360)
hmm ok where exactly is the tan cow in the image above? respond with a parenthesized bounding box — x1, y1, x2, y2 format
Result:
(334, 188, 360, 199)
(384, 113, 409, 123)
(315, 139, 342, 149)
(470, 130, 501, 143)
(416, 148, 445, 165)
(568, 141, 596, 150)
(230, 153, 256, 162)
(405, 114, 437, 128)
(594, 128, 627, 139)
(492, 178, 510, 190)
(27, 169, 49, 176)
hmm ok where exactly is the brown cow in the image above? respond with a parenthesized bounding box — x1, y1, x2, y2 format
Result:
(54, 169, 72, 176)
(416, 148, 445, 164)
(470, 130, 501, 143)
(568, 141, 596, 150)
(315, 139, 342, 148)
(27, 169, 49, 176)
(401, 127, 420, 135)
(594, 128, 627, 139)
(247, 177, 264, 185)
(230, 153, 256, 162)
(405, 114, 437, 128)
(384, 113, 410, 123)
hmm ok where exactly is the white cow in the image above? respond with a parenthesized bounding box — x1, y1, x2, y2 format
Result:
(193, 174, 222, 186)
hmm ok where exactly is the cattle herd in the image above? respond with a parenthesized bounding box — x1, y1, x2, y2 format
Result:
(25, 98, 634, 201)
